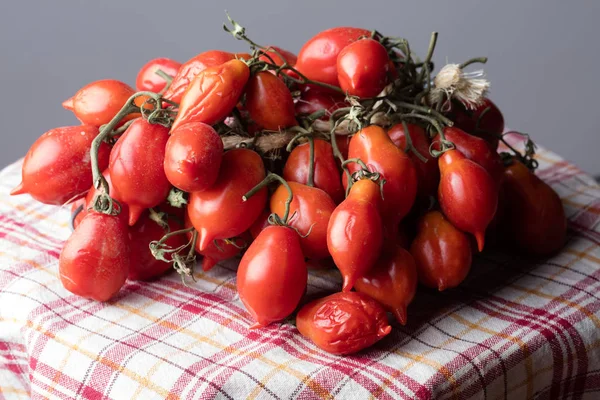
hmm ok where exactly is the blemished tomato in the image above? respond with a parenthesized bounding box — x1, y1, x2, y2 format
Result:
(171, 59, 250, 131)
(296, 27, 371, 86)
(283, 139, 345, 204)
(447, 98, 505, 150)
(410, 210, 472, 291)
(237, 225, 307, 328)
(109, 119, 171, 226)
(259, 46, 297, 66)
(11, 125, 110, 205)
(135, 57, 181, 93)
(337, 38, 391, 98)
(187, 149, 267, 251)
(438, 149, 498, 252)
(249, 209, 271, 239)
(59, 212, 129, 301)
(354, 246, 417, 325)
(164, 122, 223, 192)
(163, 50, 237, 104)
(500, 160, 567, 256)
(245, 71, 297, 130)
(64, 80, 137, 127)
(327, 179, 383, 291)
(128, 213, 187, 281)
(296, 291, 392, 355)
(388, 123, 439, 198)
(270, 182, 336, 260)
(295, 88, 346, 121)
(433, 127, 504, 183)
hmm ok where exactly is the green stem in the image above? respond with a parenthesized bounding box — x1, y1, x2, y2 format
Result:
(393, 101, 454, 126)
(458, 57, 488, 70)
(243, 173, 293, 224)
(401, 120, 428, 163)
(157, 227, 195, 246)
(416, 32, 438, 84)
(155, 69, 173, 84)
(341, 158, 369, 171)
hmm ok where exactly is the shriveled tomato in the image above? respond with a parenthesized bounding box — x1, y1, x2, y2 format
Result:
(438, 149, 498, 252)
(135, 57, 181, 93)
(354, 246, 417, 325)
(171, 59, 250, 131)
(245, 71, 297, 130)
(259, 46, 297, 66)
(187, 149, 267, 251)
(447, 98, 504, 150)
(283, 139, 345, 204)
(500, 160, 567, 256)
(388, 123, 439, 198)
(109, 119, 171, 226)
(163, 50, 236, 104)
(249, 209, 271, 239)
(328, 179, 383, 291)
(295, 88, 346, 121)
(337, 38, 390, 98)
(59, 212, 129, 301)
(164, 122, 223, 192)
(410, 210, 472, 291)
(433, 127, 504, 183)
(11, 125, 110, 205)
(296, 27, 370, 86)
(296, 291, 392, 355)
(64, 80, 136, 127)
(237, 225, 307, 328)
(270, 182, 336, 260)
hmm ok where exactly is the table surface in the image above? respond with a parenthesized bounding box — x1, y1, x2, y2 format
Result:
(1, 141, 600, 400)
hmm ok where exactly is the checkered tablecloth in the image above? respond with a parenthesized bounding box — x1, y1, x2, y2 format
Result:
(1, 142, 600, 400)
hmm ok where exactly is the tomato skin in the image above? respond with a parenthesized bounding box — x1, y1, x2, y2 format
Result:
(270, 182, 336, 260)
(11, 125, 110, 206)
(283, 139, 345, 204)
(245, 71, 297, 130)
(296, 292, 392, 355)
(388, 123, 439, 198)
(163, 50, 236, 104)
(327, 179, 383, 291)
(438, 149, 498, 252)
(171, 59, 250, 131)
(337, 39, 390, 98)
(187, 149, 267, 251)
(295, 88, 346, 121)
(296, 27, 371, 86)
(109, 119, 171, 226)
(410, 211, 472, 291)
(66, 80, 136, 127)
(447, 98, 504, 150)
(164, 122, 223, 192)
(59, 212, 129, 301)
(259, 46, 297, 66)
(433, 127, 504, 183)
(354, 246, 417, 325)
(135, 57, 181, 93)
(237, 225, 307, 328)
(500, 161, 566, 256)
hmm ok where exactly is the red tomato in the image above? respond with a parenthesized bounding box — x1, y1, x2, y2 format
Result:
(59, 212, 129, 301)
(270, 182, 336, 260)
(80, 169, 128, 226)
(245, 71, 297, 130)
(354, 246, 417, 325)
(109, 119, 171, 226)
(259, 46, 297, 66)
(187, 149, 267, 251)
(433, 127, 504, 183)
(128, 213, 187, 281)
(410, 210, 472, 290)
(500, 160, 567, 255)
(163, 50, 236, 104)
(327, 179, 383, 291)
(164, 122, 223, 192)
(388, 123, 439, 198)
(296, 27, 371, 86)
(335, 134, 351, 161)
(447, 98, 505, 150)
(295, 88, 346, 121)
(135, 57, 181, 93)
(296, 292, 392, 355)
(337, 39, 390, 98)
(249, 209, 271, 239)
(283, 139, 345, 204)
(11, 125, 110, 205)
(237, 225, 307, 328)
(438, 149, 498, 252)
(65, 80, 137, 127)
(171, 59, 250, 131)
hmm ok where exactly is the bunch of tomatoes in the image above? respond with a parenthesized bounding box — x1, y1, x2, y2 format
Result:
(11, 15, 567, 355)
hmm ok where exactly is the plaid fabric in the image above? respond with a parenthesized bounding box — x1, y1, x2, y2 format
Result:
(1, 140, 600, 400)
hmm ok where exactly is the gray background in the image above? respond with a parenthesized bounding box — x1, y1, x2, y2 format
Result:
(1, 1, 598, 175)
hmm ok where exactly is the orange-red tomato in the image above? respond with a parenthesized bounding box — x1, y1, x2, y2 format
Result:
(337, 39, 390, 98)
(135, 57, 181, 93)
(245, 71, 297, 130)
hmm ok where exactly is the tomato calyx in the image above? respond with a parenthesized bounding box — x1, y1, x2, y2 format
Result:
(341, 158, 386, 200)
(150, 226, 198, 284)
(499, 131, 539, 171)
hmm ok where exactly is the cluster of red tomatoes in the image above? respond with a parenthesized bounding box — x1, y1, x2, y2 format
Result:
(11, 17, 567, 355)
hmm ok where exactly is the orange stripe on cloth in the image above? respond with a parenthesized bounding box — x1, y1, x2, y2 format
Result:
(0, 199, 69, 227)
